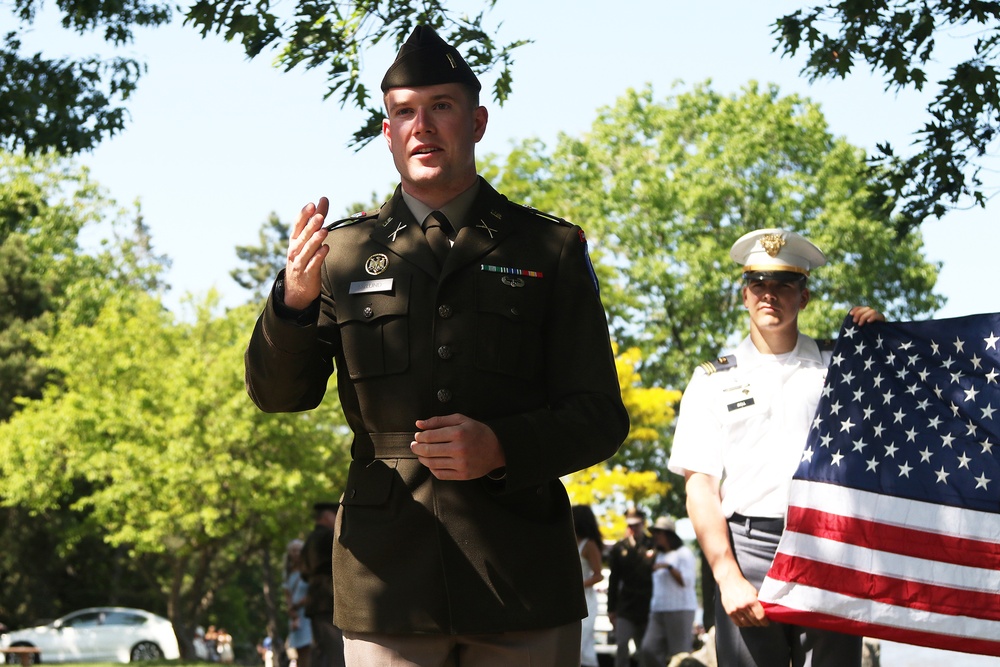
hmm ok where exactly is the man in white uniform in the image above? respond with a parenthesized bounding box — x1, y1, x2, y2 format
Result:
(668, 228, 882, 667)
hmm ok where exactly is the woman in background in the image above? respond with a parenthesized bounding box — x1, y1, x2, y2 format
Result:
(640, 517, 697, 667)
(573, 504, 606, 667)
(283, 539, 313, 667)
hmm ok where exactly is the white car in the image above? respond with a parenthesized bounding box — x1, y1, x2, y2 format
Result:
(1, 607, 180, 664)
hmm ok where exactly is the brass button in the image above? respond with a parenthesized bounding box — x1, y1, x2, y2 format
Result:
(363, 306, 374, 318)
(438, 304, 453, 318)
(438, 345, 453, 360)
(436, 389, 453, 403)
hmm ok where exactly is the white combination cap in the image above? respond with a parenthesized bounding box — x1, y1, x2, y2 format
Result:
(730, 228, 826, 277)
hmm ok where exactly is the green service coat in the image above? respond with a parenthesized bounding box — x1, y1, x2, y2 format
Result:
(245, 179, 629, 635)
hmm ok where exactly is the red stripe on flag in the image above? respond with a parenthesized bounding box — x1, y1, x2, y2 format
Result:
(763, 604, 1000, 657)
(767, 553, 1000, 621)
(786, 506, 1000, 570)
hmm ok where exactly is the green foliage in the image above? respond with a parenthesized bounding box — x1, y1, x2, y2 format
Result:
(4, 0, 526, 152)
(774, 0, 1000, 233)
(231, 213, 289, 302)
(182, 0, 529, 147)
(0, 151, 118, 421)
(484, 82, 943, 396)
(1, 0, 169, 154)
(0, 149, 352, 637)
(564, 344, 682, 521)
(0, 288, 352, 633)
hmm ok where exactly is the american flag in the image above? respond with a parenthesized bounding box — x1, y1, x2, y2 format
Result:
(758, 313, 1000, 656)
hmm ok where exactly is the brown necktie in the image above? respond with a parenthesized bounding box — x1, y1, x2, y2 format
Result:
(424, 211, 454, 265)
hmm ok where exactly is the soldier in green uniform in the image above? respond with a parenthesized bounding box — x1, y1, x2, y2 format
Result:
(245, 25, 629, 666)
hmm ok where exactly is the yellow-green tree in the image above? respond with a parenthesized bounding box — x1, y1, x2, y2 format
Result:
(0, 288, 352, 646)
(564, 344, 680, 525)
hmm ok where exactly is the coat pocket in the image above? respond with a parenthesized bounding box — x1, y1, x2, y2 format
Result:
(338, 274, 411, 380)
(341, 458, 398, 507)
(474, 271, 544, 379)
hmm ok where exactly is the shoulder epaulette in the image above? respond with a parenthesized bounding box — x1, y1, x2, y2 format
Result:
(324, 209, 380, 232)
(815, 338, 836, 352)
(507, 201, 574, 227)
(699, 355, 737, 375)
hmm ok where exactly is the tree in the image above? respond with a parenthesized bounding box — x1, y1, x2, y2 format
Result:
(0, 150, 131, 422)
(773, 1, 1000, 234)
(3, 0, 525, 153)
(187, 0, 529, 147)
(0, 288, 353, 644)
(1, 2, 169, 153)
(231, 213, 288, 302)
(481, 82, 944, 395)
(564, 343, 681, 517)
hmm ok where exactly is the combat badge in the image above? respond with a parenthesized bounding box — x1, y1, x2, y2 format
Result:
(365, 253, 389, 276)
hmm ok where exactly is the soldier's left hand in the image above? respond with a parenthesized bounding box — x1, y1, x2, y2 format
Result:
(412, 414, 506, 480)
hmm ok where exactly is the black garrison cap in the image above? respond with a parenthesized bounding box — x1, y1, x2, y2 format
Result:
(380, 25, 482, 93)
(313, 501, 339, 514)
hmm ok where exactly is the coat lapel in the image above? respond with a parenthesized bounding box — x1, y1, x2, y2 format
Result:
(441, 181, 513, 278)
(370, 188, 439, 278)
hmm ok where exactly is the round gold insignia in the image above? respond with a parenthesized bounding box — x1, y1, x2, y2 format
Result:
(365, 253, 389, 276)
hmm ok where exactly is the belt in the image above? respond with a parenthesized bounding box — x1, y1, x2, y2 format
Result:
(729, 513, 785, 533)
(360, 432, 418, 459)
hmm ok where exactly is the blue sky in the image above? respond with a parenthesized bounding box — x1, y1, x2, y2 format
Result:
(19, 1, 1000, 322)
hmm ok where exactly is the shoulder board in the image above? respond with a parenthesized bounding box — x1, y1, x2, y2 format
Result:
(324, 210, 380, 232)
(815, 338, 836, 352)
(507, 201, 574, 227)
(699, 355, 737, 375)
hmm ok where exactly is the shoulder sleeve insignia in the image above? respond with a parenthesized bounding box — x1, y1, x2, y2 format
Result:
(324, 209, 380, 232)
(699, 355, 737, 375)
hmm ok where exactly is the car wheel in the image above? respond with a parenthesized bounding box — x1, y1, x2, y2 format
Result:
(129, 642, 164, 662)
(5, 646, 40, 665)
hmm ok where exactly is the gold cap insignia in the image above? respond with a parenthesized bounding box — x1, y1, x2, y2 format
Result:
(760, 234, 786, 258)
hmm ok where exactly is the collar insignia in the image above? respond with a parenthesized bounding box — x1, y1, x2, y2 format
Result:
(477, 220, 497, 238)
(388, 221, 407, 242)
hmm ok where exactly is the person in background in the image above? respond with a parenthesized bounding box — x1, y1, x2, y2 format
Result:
(300, 502, 345, 667)
(204, 626, 219, 661)
(244, 23, 629, 667)
(572, 504, 605, 667)
(192, 626, 210, 661)
(668, 228, 882, 666)
(607, 507, 654, 667)
(216, 628, 234, 664)
(283, 538, 312, 667)
(639, 517, 697, 666)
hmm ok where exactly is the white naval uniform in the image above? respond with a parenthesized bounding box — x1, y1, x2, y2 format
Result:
(667, 333, 831, 518)
(668, 333, 862, 667)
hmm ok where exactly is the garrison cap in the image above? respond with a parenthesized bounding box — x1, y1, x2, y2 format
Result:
(313, 501, 340, 514)
(730, 228, 826, 283)
(380, 25, 482, 93)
